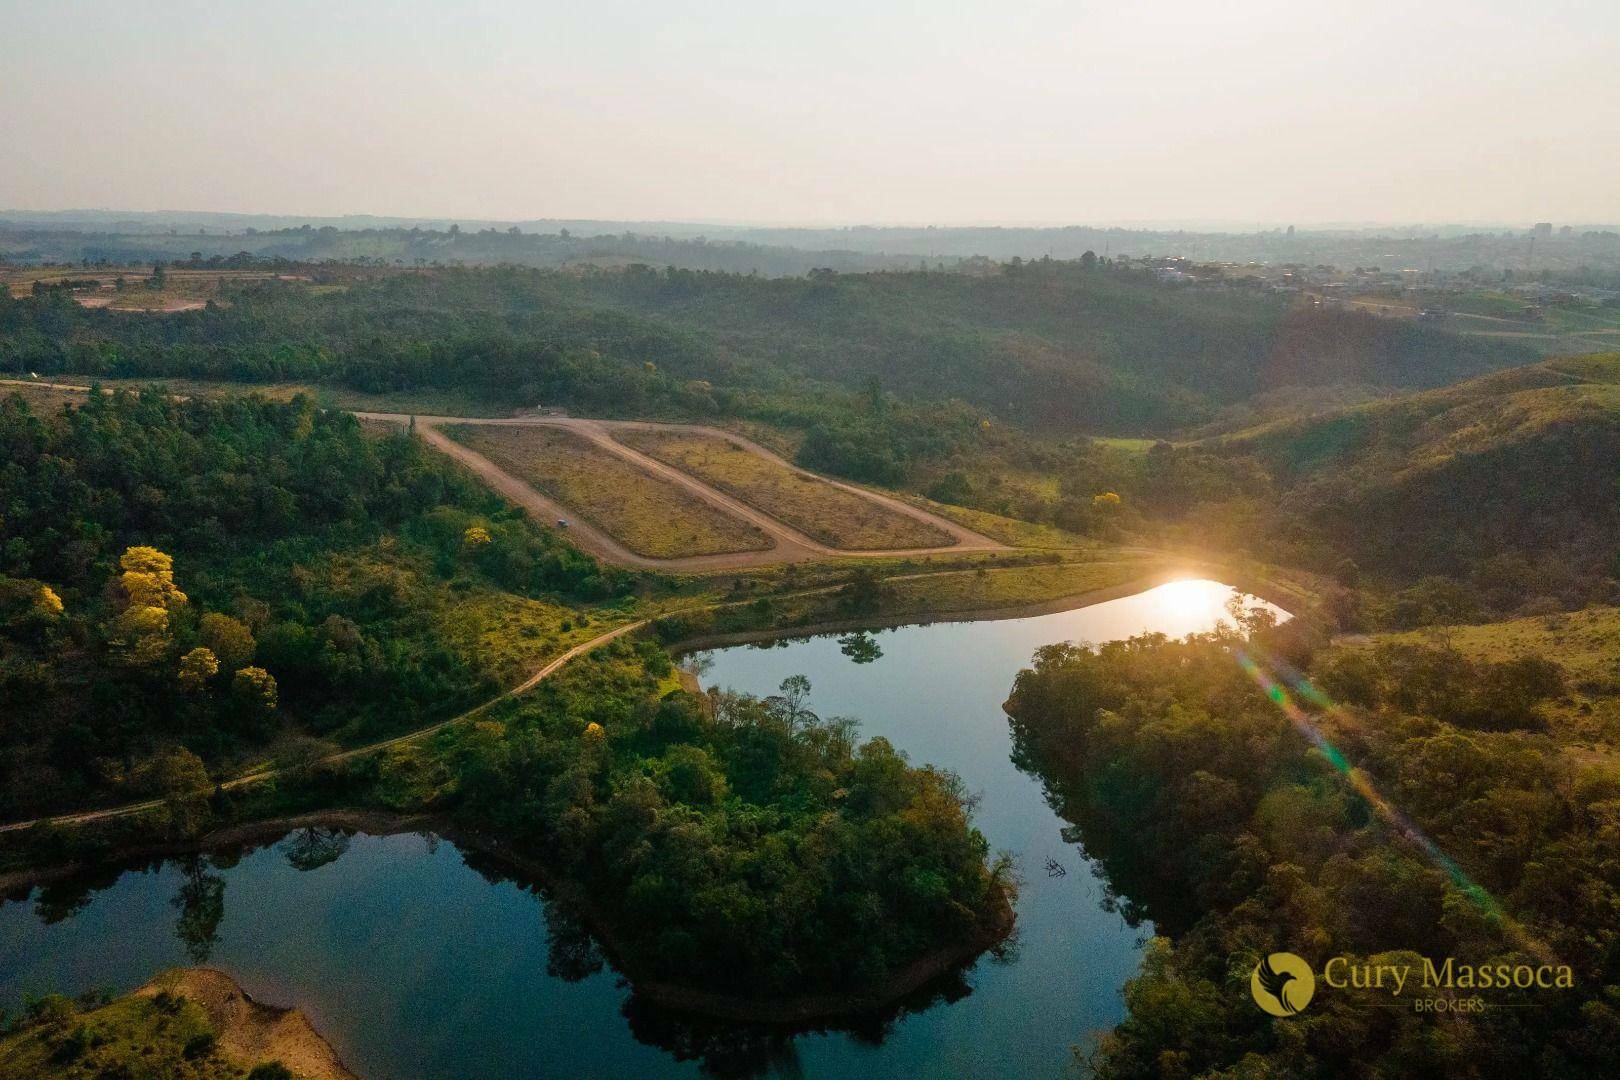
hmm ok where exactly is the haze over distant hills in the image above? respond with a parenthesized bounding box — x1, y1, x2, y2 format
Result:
(5, 208, 1620, 277)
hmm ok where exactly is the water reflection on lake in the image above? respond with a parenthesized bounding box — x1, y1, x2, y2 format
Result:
(0, 580, 1283, 1079)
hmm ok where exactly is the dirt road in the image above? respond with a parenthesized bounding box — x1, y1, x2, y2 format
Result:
(0, 619, 648, 835)
(0, 381, 1003, 571)
(358, 412, 1006, 571)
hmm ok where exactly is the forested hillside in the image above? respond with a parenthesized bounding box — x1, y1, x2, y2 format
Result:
(1004, 621, 1620, 1078)
(1221, 353, 1620, 611)
(561, 260, 1531, 431)
(0, 261, 1533, 442)
(0, 389, 625, 817)
(0, 220, 926, 276)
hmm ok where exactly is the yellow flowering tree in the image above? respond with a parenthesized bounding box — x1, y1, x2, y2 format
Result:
(178, 646, 219, 692)
(109, 546, 188, 666)
(35, 585, 64, 617)
(116, 546, 188, 610)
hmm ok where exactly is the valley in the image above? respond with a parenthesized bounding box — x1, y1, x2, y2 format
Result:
(1, 263, 1617, 1080)
(6, 4, 1618, 1074)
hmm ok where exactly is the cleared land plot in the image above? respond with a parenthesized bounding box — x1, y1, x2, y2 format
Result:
(898, 495, 1089, 549)
(443, 424, 771, 559)
(620, 429, 954, 550)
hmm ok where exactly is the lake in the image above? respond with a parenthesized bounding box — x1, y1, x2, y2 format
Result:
(0, 579, 1283, 1078)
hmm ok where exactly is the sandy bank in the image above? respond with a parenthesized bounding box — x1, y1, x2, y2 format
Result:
(136, 967, 358, 1080)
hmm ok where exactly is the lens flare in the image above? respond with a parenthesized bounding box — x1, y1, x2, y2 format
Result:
(1232, 646, 1556, 964)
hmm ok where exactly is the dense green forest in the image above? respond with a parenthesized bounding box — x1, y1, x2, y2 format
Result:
(0, 389, 625, 818)
(1003, 620, 1620, 1078)
(359, 643, 1011, 997)
(0, 260, 1533, 450)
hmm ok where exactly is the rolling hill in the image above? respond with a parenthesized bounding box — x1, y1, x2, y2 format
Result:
(1222, 353, 1620, 595)
(0, 262, 1538, 439)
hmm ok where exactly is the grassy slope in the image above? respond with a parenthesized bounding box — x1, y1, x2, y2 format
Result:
(882, 559, 1162, 615)
(0, 969, 351, 1080)
(617, 428, 952, 549)
(0, 995, 229, 1080)
(1213, 353, 1620, 580)
(898, 495, 1091, 549)
(434, 592, 621, 689)
(1214, 353, 1620, 468)
(443, 424, 770, 558)
(1366, 606, 1620, 759)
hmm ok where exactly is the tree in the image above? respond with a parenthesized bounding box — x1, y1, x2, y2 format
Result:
(34, 585, 63, 617)
(115, 546, 188, 610)
(131, 746, 210, 798)
(768, 674, 819, 730)
(177, 646, 219, 692)
(232, 666, 278, 713)
(199, 612, 255, 669)
(110, 604, 175, 667)
(108, 548, 187, 665)
(839, 566, 887, 613)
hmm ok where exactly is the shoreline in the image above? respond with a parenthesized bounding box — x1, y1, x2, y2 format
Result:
(0, 808, 1014, 1028)
(671, 573, 1172, 652)
(0, 567, 1304, 1030)
(672, 561, 1307, 653)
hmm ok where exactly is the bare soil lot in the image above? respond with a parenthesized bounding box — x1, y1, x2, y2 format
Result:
(619, 428, 955, 550)
(442, 424, 772, 559)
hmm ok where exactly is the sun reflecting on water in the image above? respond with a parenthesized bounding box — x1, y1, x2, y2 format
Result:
(1143, 578, 1244, 626)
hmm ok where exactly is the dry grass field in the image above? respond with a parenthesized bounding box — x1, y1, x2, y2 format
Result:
(882, 557, 1160, 615)
(1370, 606, 1620, 757)
(619, 429, 954, 550)
(2, 267, 325, 310)
(0, 381, 89, 413)
(898, 495, 1090, 549)
(443, 424, 771, 559)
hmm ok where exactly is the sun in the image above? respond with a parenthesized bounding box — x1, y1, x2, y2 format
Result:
(1148, 578, 1230, 621)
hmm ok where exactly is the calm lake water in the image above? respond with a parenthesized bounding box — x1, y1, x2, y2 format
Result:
(0, 580, 1283, 1079)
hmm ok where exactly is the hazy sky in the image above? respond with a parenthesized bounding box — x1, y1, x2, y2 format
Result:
(3, 0, 1616, 226)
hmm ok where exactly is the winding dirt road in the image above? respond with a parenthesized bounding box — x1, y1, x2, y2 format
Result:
(357, 411, 1005, 571)
(0, 619, 649, 835)
(0, 385, 1004, 832)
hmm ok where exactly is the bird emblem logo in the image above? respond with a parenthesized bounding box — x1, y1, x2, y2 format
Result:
(1251, 952, 1316, 1016)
